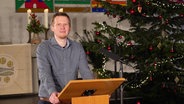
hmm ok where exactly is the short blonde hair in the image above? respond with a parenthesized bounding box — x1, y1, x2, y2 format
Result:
(50, 12, 71, 27)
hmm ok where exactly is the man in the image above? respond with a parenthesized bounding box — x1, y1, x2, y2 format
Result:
(36, 12, 94, 104)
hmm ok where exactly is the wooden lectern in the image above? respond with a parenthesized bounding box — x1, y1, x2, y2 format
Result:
(58, 78, 125, 104)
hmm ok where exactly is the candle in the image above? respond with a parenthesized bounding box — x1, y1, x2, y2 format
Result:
(44, 9, 49, 28)
(27, 9, 31, 24)
(59, 8, 63, 12)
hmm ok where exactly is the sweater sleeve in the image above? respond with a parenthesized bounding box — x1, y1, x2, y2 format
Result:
(36, 42, 57, 96)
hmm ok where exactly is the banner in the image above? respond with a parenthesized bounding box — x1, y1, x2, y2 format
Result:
(16, 0, 54, 12)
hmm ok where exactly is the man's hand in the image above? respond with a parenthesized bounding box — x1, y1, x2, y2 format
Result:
(49, 92, 61, 104)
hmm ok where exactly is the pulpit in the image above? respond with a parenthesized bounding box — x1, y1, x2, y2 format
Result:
(58, 78, 125, 104)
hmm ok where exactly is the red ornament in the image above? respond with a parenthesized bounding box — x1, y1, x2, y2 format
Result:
(105, 11, 110, 16)
(136, 101, 141, 104)
(132, 0, 136, 3)
(149, 45, 153, 51)
(142, 13, 146, 17)
(158, 15, 162, 19)
(150, 76, 152, 81)
(127, 41, 132, 46)
(107, 46, 111, 51)
(153, 62, 157, 66)
(170, 48, 174, 53)
(118, 35, 122, 39)
(130, 9, 135, 14)
(97, 39, 101, 43)
(95, 31, 100, 35)
(180, 14, 184, 17)
(86, 51, 90, 55)
(146, 2, 150, 5)
(113, 14, 116, 18)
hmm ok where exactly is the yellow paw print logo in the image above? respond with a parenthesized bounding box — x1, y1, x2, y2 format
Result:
(0, 55, 15, 87)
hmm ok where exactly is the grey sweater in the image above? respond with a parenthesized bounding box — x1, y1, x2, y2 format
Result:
(36, 37, 94, 98)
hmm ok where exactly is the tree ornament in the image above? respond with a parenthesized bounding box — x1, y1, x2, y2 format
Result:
(180, 14, 184, 17)
(170, 48, 174, 53)
(97, 39, 102, 43)
(136, 101, 141, 104)
(107, 45, 111, 52)
(146, 1, 150, 5)
(142, 13, 146, 17)
(137, 4, 142, 13)
(158, 15, 162, 19)
(113, 14, 116, 18)
(149, 45, 153, 51)
(157, 42, 162, 49)
(154, 62, 157, 69)
(132, 0, 136, 3)
(118, 35, 122, 39)
(150, 76, 152, 81)
(107, 46, 111, 50)
(95, 31, 100, 35)
(127, 41, 133, 46)
(130, 9, 135, 14)
(86, 51, 90, 55)
(174, 76, 179, 83)
(105, 11, 110, 16)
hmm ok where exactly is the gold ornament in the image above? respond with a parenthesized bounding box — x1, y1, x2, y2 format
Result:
(157, 42, 162, 49)
(174, 76, 179, 83)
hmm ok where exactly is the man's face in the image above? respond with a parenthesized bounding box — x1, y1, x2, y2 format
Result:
(51, 16, 70, 39)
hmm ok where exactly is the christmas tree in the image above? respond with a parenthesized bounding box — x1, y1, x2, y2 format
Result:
(79, 0, 184, 103)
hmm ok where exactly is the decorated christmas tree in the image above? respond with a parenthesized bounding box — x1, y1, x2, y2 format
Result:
(79, 0, 184, 103)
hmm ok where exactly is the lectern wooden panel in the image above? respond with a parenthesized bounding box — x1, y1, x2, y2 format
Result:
(72, 95, 109, 104)
(58, 78, 125, 104)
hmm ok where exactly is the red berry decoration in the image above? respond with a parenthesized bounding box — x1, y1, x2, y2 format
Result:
(105, 11, 110, 16)
(86, 51, 90, 55)
(149, 45, 153, 51)
(158, 15, 162, 19)
(180, 14, 184, 17)
(127, 41, 132, 46)
(136, 101, 141, 104)
(113, 14, 116, 18)
(150, 76, 152, 81)
(97, 39, 101, 43)
(118, 35, 122, 39)
(95, 31, 100, 35)
(132, 0, 136, 3)
(130, 9, 135, 14)
(107, 46, 111, 51)
(170, 48, 174, 53)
